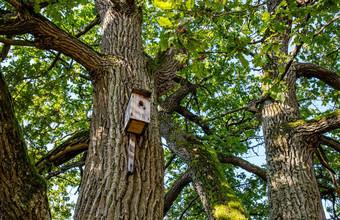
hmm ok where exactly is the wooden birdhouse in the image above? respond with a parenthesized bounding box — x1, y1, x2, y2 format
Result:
(124, 89, 151, 135)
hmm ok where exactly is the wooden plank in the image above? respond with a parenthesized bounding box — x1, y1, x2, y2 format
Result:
(128, 134, 136, 173)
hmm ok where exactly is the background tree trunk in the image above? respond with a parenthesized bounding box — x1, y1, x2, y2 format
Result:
(261, 67, 325, 219)
(0, 72, 51, 220)
(74, 2, 164, 219)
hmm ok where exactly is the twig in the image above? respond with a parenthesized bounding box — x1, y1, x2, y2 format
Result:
(202, 106, 247, 123)
(0, 37, 35, 47)
(314, 15, 340, 37)
(178, 195, 199, 220)
(46, 161, 85, 180)
(164, 154, 176, 170)
(75, 15, 101, 38)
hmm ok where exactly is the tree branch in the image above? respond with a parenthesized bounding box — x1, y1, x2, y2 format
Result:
(75, 15, 101, 38)
(0, 37, 35, 46)
(36, 130, 90, 172)
(0, 36, 11, 61)
(296, 62, 340, 90)
(287, 109, 340, 135)
(314, 15, 340, 37)
(160, 104, 249, 219)
(178, 195, 199, 220)
(159, 78, 198, 115)
(164, 169, 193, 216)
(45, 160, 85, 180)
(154, 47, 187, 96)
(0, 5, 103, 73)
(4, 0, 23, 11)
(319, 135, 340, 153)
(218, 154, 267, 181)
(175, 105, 212, 135)
(164, 153, 176, 170)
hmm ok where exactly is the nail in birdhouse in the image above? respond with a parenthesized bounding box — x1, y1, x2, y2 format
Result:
(124, 89, 151, 135)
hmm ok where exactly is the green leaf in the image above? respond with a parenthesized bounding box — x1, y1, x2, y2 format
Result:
(157, 17, 173, 27)
(237, 53, 249, 67)
(186, 0, 195, 9)
(262, 11, 270, 22)
(154, 0, 173, 9)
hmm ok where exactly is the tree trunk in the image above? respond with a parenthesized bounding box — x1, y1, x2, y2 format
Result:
(160, 112, 249, 220)
(261, 66, 325, 219)
(0, 72, 51, 219)
(74, 2, 164, 219)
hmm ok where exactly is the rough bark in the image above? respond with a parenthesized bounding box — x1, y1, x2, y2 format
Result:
(259, 0, 328, 218)
(286, 109, 340, 135)
(0, 72, 51, 219)
(74, 1, 164, 219)
(261, 65, 326, 219)
(160, 109, 249, 219)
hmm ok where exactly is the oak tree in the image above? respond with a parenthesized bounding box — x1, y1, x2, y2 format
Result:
(0, 0, 339, 219)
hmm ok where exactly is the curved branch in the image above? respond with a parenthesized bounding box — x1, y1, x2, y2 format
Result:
(0, 6, 103, 73)
(296, 62, 340, 90)
(75, 15, 101, 38)
(287, 109, 340, 135)
(178, 195, 199, 220)
(314, 15, 340, 37)
(0, 37, 11, 61)
(218, 154, 267, 181)
(175, 105, 212, 135)
(35, 130, 90, 172)
(164, 169, 193, 216)
(319, 135, 340, 153)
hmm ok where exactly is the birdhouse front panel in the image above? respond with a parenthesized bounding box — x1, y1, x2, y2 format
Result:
(124, 92, 151, 135)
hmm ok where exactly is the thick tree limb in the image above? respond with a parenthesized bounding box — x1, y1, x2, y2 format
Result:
(160, 88, 249, 219)
(154, 47, 187, 96)
(296, 62, 340, 90)
(0, 4, 103, 74)
(164, 169, 193, 216)
(218, 154, 267, 181)
(159, 78, 198, 114)
(0, 71, 51, 219)
(35, 130, 90, 172)
(287, 109, 340, 135)
(319, 135, 340, 153)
